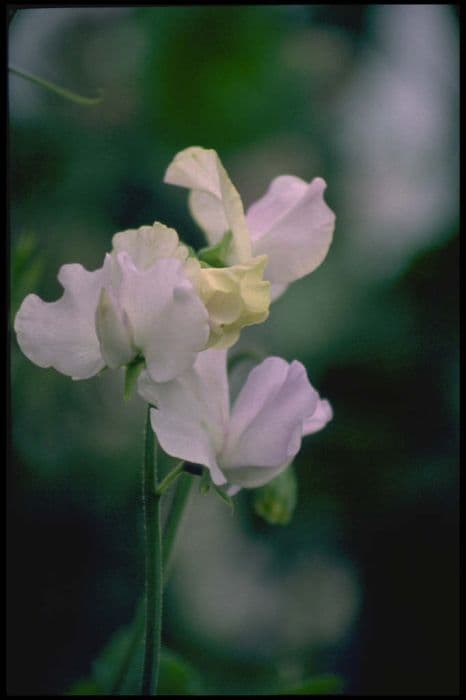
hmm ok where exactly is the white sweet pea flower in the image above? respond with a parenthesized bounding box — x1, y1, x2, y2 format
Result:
(164, 146, 336, 299)
(14, 223, 210, 383)
(137, 348, 332, 490)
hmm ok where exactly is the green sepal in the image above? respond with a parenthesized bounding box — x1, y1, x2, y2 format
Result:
(211, 482, 234, 511)
(199, 468, 211, 495)
(253, 464, 297, 525)
(124, 356, 145, 400)
(197, 231, 232, 268)
(197, 468, 234, 510)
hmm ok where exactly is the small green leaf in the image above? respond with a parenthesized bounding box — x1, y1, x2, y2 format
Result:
(197, 231, 232, 268)
(124, 356, 145, 400)
(67, 614, 202, 695)
(158, 648, 202, 695)
(253, 464, 297, 525)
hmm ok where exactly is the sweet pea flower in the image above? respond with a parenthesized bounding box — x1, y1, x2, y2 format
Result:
(113, 223, 270, 350)
(137, 348, 332, 489)
(14, 223, 210, 383)
(164, 146, 336, 299)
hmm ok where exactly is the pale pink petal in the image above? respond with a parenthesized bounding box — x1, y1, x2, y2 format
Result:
(270, 282, 289, 301)
(246, 175, 309, 239)
(221, 358, 319, 486)
(116, 252, 209, 382)
(137, 349, 229, 485)
(303, 398, 333, 435)
(247, 176, 335, 285)
(95, 286, 135, 370)
(14, 262, 108, 380)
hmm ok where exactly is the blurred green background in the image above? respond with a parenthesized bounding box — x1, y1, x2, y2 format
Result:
(8, 5, 459, 695)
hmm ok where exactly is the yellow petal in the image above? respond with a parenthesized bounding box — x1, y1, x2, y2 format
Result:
(197, 255, 270, 350)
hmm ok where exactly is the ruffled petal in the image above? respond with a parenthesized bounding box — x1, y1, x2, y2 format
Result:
(247, 176, 335, 285)
(137, 349, 230, 485)
(303, 397, 333, 435)
(116, 252, 209, 382)
(199, 256, 270, 350)
(164, 146, 252, 264)
(112, 222, 188, 271)
(221, 358, 319, 486)
(14, 262, 108, 380)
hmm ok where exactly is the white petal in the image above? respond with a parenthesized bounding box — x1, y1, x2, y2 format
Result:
(116, 252, 209, 382)
(14, 262, 108, 380)
(164, 146, 252, 263)
(221, 358, 319, 486)
(188, 190, 229, 243)
(95, 287, 135, 369)
(247, 176, 335, 285)
(164, 146, 223, 195)
(137, 349, 230, 485)
(112, 222, 188, 271)
(303, 397, 333, 435)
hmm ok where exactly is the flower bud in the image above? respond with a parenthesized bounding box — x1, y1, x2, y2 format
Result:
(253, 464, 297, 525)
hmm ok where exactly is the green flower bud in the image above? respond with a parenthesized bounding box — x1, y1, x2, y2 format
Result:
(253, 464, 297, 525)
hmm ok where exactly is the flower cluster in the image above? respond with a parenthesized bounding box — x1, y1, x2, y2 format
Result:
(14, 147, 335, 491)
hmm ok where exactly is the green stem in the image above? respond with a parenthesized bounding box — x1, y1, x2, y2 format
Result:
(112, 469, 194, 694)
(141, 407, 162, 695)
(9, 65, 103, 105)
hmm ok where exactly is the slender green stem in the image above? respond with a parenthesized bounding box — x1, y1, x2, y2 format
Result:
(141, 407, 162, 696)
(111, 469, 194, 694)
(9, 65, 103, 105)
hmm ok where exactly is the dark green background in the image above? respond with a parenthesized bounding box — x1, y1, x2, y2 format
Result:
(8, 6, 459, 695)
